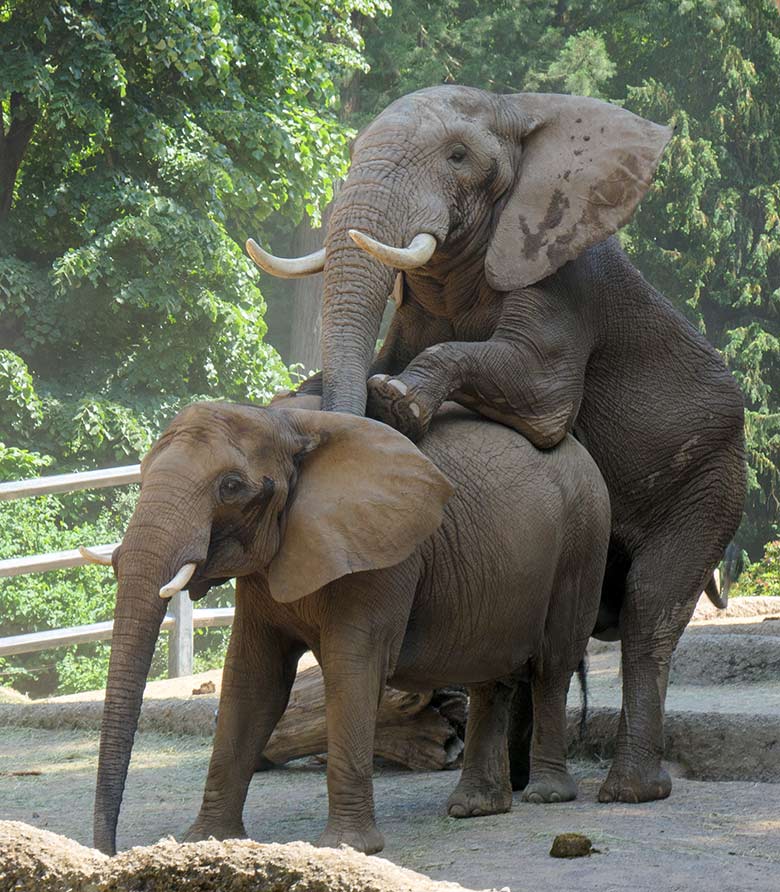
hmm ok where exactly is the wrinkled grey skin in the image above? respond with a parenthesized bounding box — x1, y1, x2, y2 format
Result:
(309, 85, 746, 803)
(93, 397, 610, 855)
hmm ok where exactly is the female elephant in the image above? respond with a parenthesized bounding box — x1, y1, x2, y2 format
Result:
(91, 395, 610, 855)
(248, 85, 746, 804)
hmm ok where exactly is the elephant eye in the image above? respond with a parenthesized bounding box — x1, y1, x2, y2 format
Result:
(219, 473, 247, 501)
(447, 144, 467, 165)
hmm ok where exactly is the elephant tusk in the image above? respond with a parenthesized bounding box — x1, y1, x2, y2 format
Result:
(246, 238, 325, 278)
(159, 562, 197, 599)
(79, 545, 116, 567)
(348, 230, 437, 270)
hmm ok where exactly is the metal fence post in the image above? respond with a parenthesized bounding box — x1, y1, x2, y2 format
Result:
(168, 590, 194, 678)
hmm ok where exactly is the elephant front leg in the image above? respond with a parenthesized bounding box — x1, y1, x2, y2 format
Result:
(368, 338, 579, 447)
(317, 634, 395, 854)
(184, 620, 301, 842)
(447, 680, 514, 819)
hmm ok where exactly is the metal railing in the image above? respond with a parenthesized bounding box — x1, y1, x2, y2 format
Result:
(0, 465, 234, 678)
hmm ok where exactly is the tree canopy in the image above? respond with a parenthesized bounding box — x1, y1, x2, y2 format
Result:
(0, 0, 385, 469)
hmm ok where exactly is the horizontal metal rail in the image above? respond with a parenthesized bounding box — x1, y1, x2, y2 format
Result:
(0, 607, 235, 658)
(0, 543, 121, 578)
(0, 465, 140, 501)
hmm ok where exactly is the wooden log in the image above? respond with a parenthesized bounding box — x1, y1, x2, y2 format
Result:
(262, 665, 466, 772)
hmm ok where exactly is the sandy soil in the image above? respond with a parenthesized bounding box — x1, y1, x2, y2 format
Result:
(1, 725, 779, 892)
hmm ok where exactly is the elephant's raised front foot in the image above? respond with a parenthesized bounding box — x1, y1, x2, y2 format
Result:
(182, 818, 248, 843)
(366, 375, 434, 442)
(521, 769, 577, 804)
(447, 776, 512, 819)
(598, 761, 672, 803)
(316, 821, 385, 855)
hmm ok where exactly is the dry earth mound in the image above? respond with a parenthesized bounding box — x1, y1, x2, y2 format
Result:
(0, 821, 498, 892)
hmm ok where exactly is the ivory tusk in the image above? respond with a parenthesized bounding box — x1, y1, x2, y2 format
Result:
(79, 545, 115, 566)
(246, 238, 325, 278)
(348, 230, 437, 270)
(159, 562, 197, 599)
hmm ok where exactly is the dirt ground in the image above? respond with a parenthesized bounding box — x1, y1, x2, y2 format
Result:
(1, 725, 779, 892)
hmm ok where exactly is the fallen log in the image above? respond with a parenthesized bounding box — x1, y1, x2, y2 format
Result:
(262, 665, 466, 771)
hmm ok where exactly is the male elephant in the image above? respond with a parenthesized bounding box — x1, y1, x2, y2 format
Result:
(248, 85, 746, 803)
(91, 395, 610, 855)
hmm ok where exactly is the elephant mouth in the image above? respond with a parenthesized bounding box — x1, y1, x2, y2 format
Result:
(181, 535, 252, 600)
(186, 574, 228, 601)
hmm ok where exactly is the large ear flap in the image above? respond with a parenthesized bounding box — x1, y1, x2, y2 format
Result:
(485, 93, 673, 292)
(268, 410, 454, 603)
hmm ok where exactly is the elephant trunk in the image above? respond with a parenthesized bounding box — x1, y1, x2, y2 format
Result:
(94, 484, 208, 854)
(320, 181, 398, 414)
(93, 566, 167, 854)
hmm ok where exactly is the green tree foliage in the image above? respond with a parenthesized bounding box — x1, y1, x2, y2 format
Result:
(0, 0, 385, 466)
(355, 0, 780, 553)
(731, 538, 780, 597)
(0, 0, 385, 694)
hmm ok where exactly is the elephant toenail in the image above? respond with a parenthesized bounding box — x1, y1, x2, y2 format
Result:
(370, 374, 389, 383)
(527, 793, 542, 804)
(409, 402, 421, 418)
(389, 378, 408, 395)
(449, 805, 466, 818)
(550, 793, 561, 803)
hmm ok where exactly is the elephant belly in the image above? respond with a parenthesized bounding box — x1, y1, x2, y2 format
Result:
(388, 582, 552, 691)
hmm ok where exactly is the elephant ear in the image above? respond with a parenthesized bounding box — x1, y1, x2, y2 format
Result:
(485, 93, 673, 292)
(268, 409, 453, 603)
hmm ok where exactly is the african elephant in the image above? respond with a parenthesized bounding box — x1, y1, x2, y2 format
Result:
(247, 85, 746, 804)
(91, 395, 610, 855)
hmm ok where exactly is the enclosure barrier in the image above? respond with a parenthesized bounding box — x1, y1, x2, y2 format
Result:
(0, 465, 234, 678)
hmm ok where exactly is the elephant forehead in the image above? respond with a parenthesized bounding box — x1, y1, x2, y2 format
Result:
(144, 402, 283, 474)
(366, 87, 495, 137)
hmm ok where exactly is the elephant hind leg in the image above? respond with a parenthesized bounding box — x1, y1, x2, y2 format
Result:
(507, 680, 533, 791)
(447, 680, 514, 818)
(521, 661, 578, 805)
(598, 528, 723, 804)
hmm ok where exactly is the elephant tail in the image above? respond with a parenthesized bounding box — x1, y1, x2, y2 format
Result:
(704, 542, 745, 611)
(704, 573, 727, 610)
(576, 655, 588, 741)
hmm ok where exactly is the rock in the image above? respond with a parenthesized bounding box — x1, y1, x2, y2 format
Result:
(0, 821, 498, 892)
(670, 634, 780, 685)
(549, 833, 594, 858)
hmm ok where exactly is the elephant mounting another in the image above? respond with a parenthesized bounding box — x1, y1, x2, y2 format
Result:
(92, 395, 610, 855)
(250, 85, 746, 804)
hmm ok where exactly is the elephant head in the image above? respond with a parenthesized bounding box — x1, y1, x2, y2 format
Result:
(92, 396, 452, 854)
(248, 85, 671, 415)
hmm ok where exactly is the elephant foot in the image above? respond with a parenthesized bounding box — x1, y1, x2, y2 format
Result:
(366, 375, 431, 442)
(447, 777, 512, 818)
(598, 762, 672, 803)
(316, 821, 385, 855)
(522, 769, 577, 804)
(182, 818, 247, 843)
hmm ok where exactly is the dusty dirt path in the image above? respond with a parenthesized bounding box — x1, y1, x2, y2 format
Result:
(1, 726, 779, 892)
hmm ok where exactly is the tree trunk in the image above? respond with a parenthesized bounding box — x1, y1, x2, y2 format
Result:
(287, 214, 326, 374)
(0, 93, 38, 222)
(260, 664, 466, 771)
